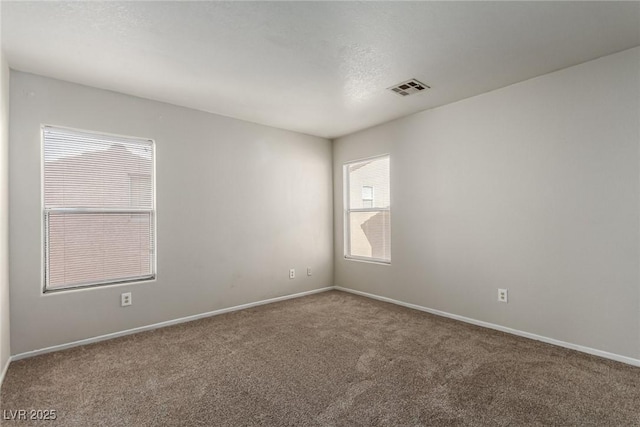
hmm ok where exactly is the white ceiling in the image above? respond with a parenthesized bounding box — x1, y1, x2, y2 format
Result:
(2, 1, 639, 139)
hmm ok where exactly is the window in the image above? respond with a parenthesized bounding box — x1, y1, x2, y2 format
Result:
(362, 186, 374, 208)
(43, 126, 156, 291)
(344, 155, 390, 263)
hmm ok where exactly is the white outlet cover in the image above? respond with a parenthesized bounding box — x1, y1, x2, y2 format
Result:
(121, 292, 132, 307)
(307, 268, 312, 276)
(289, 269, 295, 279)
(498, 289, 508, 303)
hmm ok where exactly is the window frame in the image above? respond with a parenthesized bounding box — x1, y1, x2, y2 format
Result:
(41, 125, 157, 293)
(343, 154, 391, 265)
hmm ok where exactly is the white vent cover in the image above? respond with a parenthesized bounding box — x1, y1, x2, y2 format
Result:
(388, 79, 430, 97)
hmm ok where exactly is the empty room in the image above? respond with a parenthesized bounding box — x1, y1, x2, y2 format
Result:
(0, 1, 639, 425)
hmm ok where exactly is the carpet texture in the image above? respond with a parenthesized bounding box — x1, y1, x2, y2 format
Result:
(1, 290, 639, 426)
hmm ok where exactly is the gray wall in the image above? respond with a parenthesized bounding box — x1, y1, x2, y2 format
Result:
(0, 51, 11, 374)
(10, 72, 333, 355)
(333, 47, 640, 359)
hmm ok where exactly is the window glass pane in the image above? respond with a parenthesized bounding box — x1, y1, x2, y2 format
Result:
(348, 157, 389, 209)
(362, 186, 373, 200)
(46, 213, 153, 289)
(44, 127, 153, 209)
(348, 211, 391, 261)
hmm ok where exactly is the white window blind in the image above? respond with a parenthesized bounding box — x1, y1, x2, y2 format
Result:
(344, 155, 390, 263)
(43, 126, 156, 291)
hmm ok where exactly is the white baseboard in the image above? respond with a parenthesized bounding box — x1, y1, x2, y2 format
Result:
(9, 285, 640, 369)
(335, 286, 640, 368)
(0, 355, 10, 390)
(11, 286, 335, 362)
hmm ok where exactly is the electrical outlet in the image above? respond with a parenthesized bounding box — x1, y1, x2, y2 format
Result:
(289, 269, 295, 279)
(498, 289, 508, 303)
(121, 292, 132, 307)
(307, 267, 312, 276)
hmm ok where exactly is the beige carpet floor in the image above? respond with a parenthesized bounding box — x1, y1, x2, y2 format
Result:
(1, 290, 639, 426)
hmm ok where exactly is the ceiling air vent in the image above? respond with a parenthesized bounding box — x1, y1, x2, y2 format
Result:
(388, 79, 430, 97)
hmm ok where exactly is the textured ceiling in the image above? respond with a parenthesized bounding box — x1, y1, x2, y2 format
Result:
(2, 1, 639, 138)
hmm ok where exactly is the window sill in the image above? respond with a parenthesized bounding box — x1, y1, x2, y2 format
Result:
(43, 276, 156, 295)
(344, 256, 391, 266)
